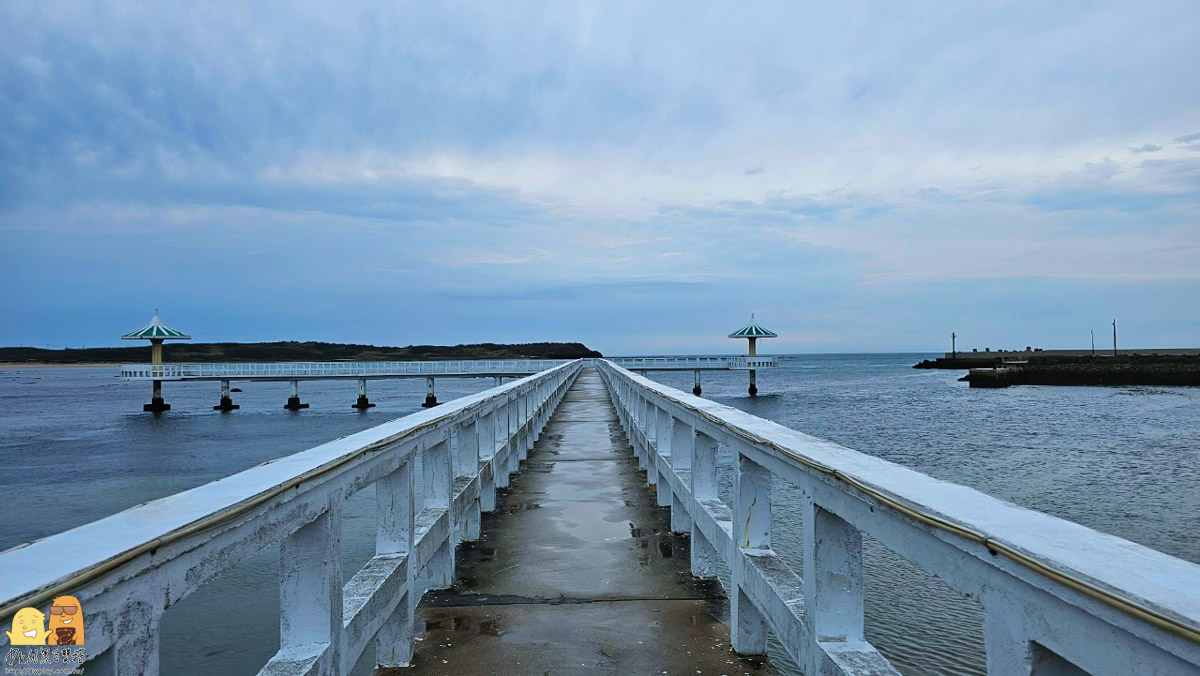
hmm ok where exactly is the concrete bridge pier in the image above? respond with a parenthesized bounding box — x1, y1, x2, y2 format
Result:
(749, 368, 758, 396)
(422, 376, 439, 408)
(213, 379, 239, 411)
(143, 380, 170, 412)
(693, 368, 702, 395)
(493, 376, 502, 386)
(352, 377, 376, 409)
(284, 379, 309, 410)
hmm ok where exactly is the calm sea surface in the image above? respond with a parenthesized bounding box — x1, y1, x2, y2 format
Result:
(2, 355, 1198, 675)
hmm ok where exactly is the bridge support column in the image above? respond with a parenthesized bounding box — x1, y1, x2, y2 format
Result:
(422, 377, 439, 408)
(143, 380, 170, 412)
(693, 369, 702, 395)
(213, 379, 239, 411)
(748, 369, 758, 396)
(493, 376, 502, 386)
(353, 377, 375, 409)
(284, 379, 309, 410)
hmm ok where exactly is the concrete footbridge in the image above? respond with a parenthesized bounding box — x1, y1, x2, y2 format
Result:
(114, 309, 779, 411)
(3, 359, 1198, 675)
(118, 355, 777, 410)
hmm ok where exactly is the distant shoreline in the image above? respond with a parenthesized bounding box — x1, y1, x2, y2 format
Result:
(0, 340, 603, 364)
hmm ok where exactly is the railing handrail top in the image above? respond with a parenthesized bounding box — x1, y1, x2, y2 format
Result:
(0, 360, 579, 610)
(601, 359, 1200, 630)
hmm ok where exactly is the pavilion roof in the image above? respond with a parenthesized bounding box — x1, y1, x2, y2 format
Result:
(121, 309, 191, 340)
(728, 314, 777, 339)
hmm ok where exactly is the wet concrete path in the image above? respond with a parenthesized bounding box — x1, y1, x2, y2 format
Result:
(404, 368, 774, 675)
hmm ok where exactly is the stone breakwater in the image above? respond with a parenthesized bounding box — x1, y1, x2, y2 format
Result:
(958, 355, 1200, 387)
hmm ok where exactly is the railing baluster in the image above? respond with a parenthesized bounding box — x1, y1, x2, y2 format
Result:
(655, 406, 672, 507)
(278, 495, 343, 672)
(93, 601, 160, 675)
(645, 401, 659, 486)
(669, 417, 693, 534)
(462, 417, 483, 541)
(732, 448, 771, 655)
(375, 459, 416, 669)
(690, 430, 720, 578)
(419, 436, 453, 593)
(802, 499, 865, 674)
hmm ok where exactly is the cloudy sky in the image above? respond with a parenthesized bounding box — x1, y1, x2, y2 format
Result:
(2, 2, 1197, 354)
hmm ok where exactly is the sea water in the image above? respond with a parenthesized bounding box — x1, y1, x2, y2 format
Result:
(2, 356, 1197, 675)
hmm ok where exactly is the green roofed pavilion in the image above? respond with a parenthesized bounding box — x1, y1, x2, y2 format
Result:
(122, 309, 190, 412)
(729, 314, 775, 396)
(122, 308, 191, 341)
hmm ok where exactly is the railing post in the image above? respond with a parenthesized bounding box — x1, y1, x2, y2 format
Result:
(981, 589, 1087, 675)
(279, 495, 343, 672)
(480, 406, 498, 512)
(802, 499, 865, 674)
(462, 416, 483, 541)
(690, 430, 720, 578)
(495, 399, 513, 489)
(645, 402, 659, 486)
(92, 600, 160, 675)
(669, 417, 693, 534)
(655, 406, 672, 506)
(507, 394, 522, 474)
(732, 449, 770, 655)
(376, 459, 416, 668)
(520, 393, 532, 458)
(419, 435, 453, 592)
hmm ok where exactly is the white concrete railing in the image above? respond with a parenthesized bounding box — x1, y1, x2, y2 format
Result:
(0, 360, 582, 675)
(119, 359, 573, 380)
(597, 360, 1200, 676)
(610, 356, 777, 370)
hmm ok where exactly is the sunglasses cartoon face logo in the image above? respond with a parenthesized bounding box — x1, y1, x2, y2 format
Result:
(47, 596, 85, 646)
(5, 607, 49, 645)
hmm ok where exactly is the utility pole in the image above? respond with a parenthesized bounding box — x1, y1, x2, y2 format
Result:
(1091, 330, 1095, 356)
(1113, 319, 1118, 357)
(951, 332, 957, 358)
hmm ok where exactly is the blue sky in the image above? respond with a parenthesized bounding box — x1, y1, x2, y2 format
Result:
(1, 2, 1197, 355)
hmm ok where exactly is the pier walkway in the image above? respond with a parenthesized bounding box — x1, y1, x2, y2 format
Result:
(406, 368, 772, 674)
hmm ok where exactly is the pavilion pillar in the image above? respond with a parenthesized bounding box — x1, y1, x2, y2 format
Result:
(353, 378, 376, 409)
(747, 336, 758, 396)
(422, 377, 439, 408)
(144, 379, 170, 412)
(284, 379, 309, 410)
(214, 379, 239, 411)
